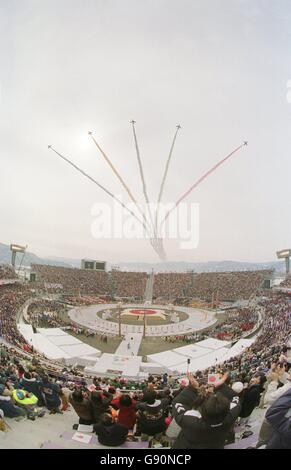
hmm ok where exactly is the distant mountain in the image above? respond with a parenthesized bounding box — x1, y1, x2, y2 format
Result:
(109, 260, 285, 273)
(0, 241, 285, 273)
(0, 243, 72, 268)
(45, 256, 81, 268)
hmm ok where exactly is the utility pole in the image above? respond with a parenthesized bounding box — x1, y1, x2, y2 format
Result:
(143, 311, 146, 338)
(118, 302, 122, 338)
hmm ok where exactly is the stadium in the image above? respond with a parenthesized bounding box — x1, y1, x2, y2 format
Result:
(1, 0, 291, 455)
(1, 260, 290, 449)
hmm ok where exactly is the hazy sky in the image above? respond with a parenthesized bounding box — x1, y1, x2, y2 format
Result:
(1, 0, 291, 263)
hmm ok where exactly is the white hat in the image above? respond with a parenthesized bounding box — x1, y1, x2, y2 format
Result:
(232, 382, 244, 394)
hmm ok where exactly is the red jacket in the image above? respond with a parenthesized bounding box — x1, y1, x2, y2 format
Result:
(111, 397, 137, 430)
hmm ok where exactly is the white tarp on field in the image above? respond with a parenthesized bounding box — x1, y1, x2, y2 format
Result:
(147, 338, 231, 369)
(75, 355, 100, 367)
(37, 328, 68, 337)
(32, 334, 72, 361)
(140, 363, 168, 374)
(168, 348, 231, 374)
(60, 343, 100, 358)
(48, 335, 83, 346)
(85, 353, 142, 378)
(217, 338, 255, 362)
(172, 344, 214, 359)
(147, 350, 191, 367)
(17, 325, 101, 365)
(193, 338, 231, 350)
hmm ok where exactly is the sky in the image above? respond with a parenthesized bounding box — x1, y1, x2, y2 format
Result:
(0, 0, 291, 264)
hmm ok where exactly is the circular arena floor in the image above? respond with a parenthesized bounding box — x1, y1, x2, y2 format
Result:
(68, 304, 217, 337)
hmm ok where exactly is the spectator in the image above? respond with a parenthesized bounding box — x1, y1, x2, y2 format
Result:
(215, 374, 237, 401)
(11, 389, 44, 420)
(69, 389, 94, 425)
(239, 374, 263, 423)
(256, 369, 291, 447)
(136, 390, 167, 439)
(0, 384, 26, 419)
(91, 390, 113, 423)
(42, 376, 62, 414)
(172, 373, 241, 449)
(20, 372, 44, 406)
(265, 388, 291, 449)
(111, 393, 137, 430)
(94, 412, 128, 446)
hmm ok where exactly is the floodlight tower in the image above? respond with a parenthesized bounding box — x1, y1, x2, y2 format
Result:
(10, 244, 27, 268)
(277, 249, 291, 276)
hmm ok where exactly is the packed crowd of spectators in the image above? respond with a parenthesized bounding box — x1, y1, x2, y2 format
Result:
(152, 270, 272, 302)
(31, 264, 110, 296)
(27, 299, 66, 318)
(163, 307, 260, 344)
(205, 307, 259, 341)
(61, 295, 106, 306)
(26, 299, 99, 338)
(280, 276, 291, 288)
(188, 270, 273, 301)
(0, 263, 290, 448)
(31, 264, 272, 302)
(67, 295, 289, 449)
(1, 329, 290, 447)
(193, 297, 291, 386)
(153, 272, 193, 301)
(111, 271, 148, 298)
(0, 284, 31, 349)
(0, 264, 17, 280)
(28, 309, 69, 330)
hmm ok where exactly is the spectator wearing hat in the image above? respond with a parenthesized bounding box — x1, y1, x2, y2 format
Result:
(20, 372, 45, 406)
(0, 384, 26, 419)
(136, 390, 168, 439)
(231, 382, 244, 396)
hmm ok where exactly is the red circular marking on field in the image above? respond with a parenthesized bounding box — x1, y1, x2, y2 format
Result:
(129, 309, 158, 315)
